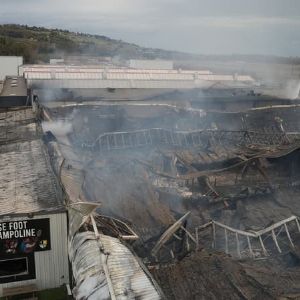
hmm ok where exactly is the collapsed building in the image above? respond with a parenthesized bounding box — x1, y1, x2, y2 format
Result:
(43, 96, 300, 299)
(38, 63, 300, 299)
(1, 63, 300, 299)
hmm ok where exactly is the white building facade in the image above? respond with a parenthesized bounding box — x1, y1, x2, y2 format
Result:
(128, 59, 174, 70)
(0, 56, 23, 80)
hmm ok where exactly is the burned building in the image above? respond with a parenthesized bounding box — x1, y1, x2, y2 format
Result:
(37, 63, 300, 299)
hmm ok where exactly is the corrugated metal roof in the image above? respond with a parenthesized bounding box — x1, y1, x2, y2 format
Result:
(69, 231, 162, 300)
(0, 108, 64, 216)
(24, 71, 253, 82)
(21, 64, 212, 74)
(0, 76, 27, 97)
(0, 140, 63, 216)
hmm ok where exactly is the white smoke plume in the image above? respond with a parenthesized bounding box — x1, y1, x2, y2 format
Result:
(283, 80, 300, 100)
(42, 120, 73, 136)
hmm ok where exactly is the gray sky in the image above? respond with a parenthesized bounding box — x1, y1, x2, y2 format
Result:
(0, 0, 300, 56)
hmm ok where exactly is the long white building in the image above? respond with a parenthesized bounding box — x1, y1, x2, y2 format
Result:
(20, 64, 255, 90)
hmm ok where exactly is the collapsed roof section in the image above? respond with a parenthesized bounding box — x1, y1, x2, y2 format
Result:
(41, 94, 300, 298)
(45, 136, 165, 299)
(43, 99, 300, 242)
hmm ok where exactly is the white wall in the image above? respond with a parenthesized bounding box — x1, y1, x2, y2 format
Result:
(0, 212, 69, 295)
(128, 59, 174, 70)
(50, 59, 65, 65)
(0, 56, 23, 80)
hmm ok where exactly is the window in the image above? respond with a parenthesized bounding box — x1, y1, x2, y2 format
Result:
(0, 255, 35, 283)
(0, 257, 28, 278)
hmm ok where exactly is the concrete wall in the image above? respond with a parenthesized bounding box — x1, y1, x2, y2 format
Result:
(0, 212, 69, 295)
(0, 56, 23, 80)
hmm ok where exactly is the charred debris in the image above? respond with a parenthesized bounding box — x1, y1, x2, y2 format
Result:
(38, 91, 300, 299)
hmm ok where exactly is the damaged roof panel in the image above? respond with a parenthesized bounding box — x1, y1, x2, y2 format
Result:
(69, 231, 162, 300)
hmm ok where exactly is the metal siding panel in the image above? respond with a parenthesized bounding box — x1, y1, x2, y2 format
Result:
(34, 213, 69, 290)
(58, 213, 69, 286)
(70, 232, 161, 299)
(0, 213, 69, 296)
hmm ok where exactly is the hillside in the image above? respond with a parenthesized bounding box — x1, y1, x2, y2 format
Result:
(0, 24, 179, 63)
(0, 24, 299, 65)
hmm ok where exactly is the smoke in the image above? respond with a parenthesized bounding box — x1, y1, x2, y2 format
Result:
(34, 87, 73, 102)
(245, 61, 300, 100)
(283, 80, 300, 100)
(42, 120, 73, 136)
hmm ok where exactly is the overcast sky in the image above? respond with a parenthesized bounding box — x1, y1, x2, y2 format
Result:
(0, 0, 300, 56)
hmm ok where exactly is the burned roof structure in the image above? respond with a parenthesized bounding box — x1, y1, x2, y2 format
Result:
(40, 87, 300, 299)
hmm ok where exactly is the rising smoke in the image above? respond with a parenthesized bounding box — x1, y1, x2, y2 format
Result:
(284, 80, 300, 99)
(42, 120, 73, 136)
